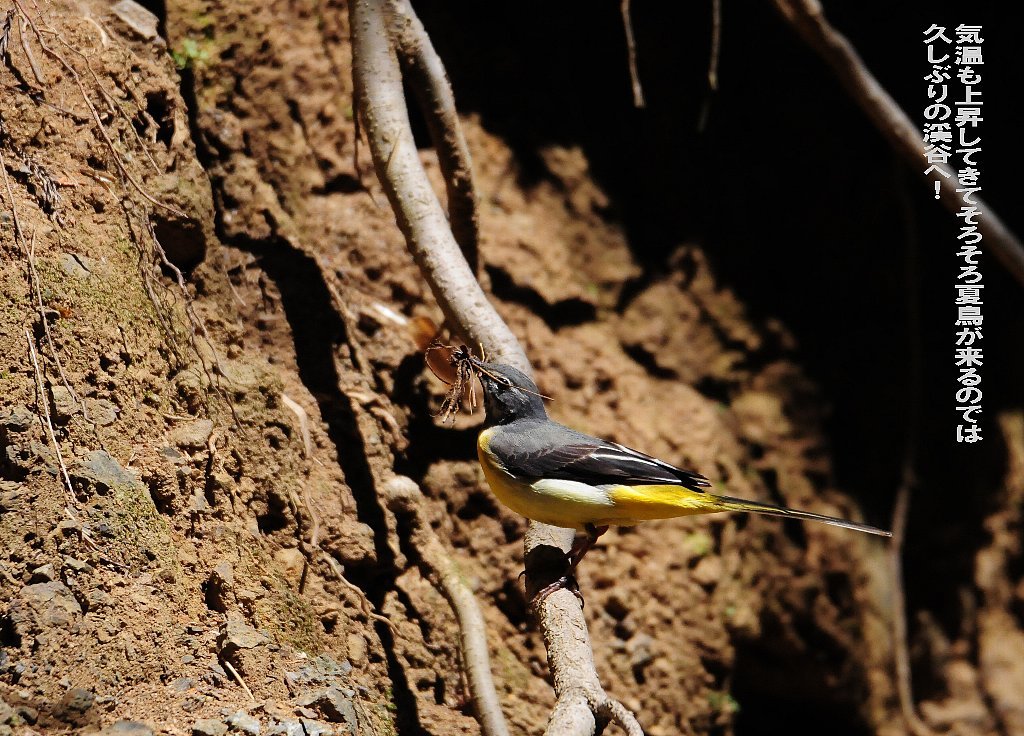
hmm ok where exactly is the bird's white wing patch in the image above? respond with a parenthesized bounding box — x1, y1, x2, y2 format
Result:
(530, 478, 615, 508)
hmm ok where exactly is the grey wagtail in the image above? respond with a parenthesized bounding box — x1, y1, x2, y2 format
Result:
(469, 358, 891, 592)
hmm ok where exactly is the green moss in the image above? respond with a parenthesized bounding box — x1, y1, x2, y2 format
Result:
(684, 531, 713, 557)
(172, 37, 212, 69)
(111, 481, 179, 573)
(495, 645, 531, 691)
(707, 691, 740, 714)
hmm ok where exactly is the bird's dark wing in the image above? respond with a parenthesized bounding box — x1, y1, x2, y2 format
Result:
(493, 427, 710, 492)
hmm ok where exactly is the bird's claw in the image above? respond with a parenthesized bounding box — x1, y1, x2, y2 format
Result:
(528, 574, 584, 609)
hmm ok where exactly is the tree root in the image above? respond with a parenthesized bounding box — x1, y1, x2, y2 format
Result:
(384, 476, 510, 736)
(350, 0, 645, 732)
(773, 0, 1024, 286)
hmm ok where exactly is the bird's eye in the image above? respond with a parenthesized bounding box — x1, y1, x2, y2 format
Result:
(499, 376, 513, 387)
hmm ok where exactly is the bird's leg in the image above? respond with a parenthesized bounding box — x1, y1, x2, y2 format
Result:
(530, 524, 609, 607)
(569, 524, 608, 574)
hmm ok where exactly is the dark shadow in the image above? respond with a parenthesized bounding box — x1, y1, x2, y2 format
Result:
(411, 0, 1023, 728)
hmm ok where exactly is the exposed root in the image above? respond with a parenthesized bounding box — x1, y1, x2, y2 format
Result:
(281, 393, 313, 459)
(351, 1, 634, 732)
(772, 0, 1024, 285)
(383, 475, 510, 736)
(388, 0, 481, 272)
(619, 0, 645, 108)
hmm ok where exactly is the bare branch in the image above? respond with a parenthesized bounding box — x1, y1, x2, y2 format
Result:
(384, 476, 510, 736)
(891, 476, 936, 736)
(350, 2, 641, 733)
(387, 0, 480, 273)
(619, 0, 645, 108)
(351, 0, 524, 369)
(708, 0, 721, 92)
(773, 0, 1024, 287)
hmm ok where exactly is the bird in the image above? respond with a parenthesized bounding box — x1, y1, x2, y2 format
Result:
(469, 358, 891, 598)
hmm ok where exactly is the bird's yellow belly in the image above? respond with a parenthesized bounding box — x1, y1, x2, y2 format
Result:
(477, 432, 624, 530)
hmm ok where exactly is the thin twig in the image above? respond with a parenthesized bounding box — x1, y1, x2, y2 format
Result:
(388, 0, 481, 273)
(619, 0, 645, 108)
(25, 328, 76, 503)
(772, 0, 1024, 286)
(697, 0, 722, 132)
(0, 148, 25, 241)
(281, 393, 313, 459)
(593, 694, 645, 736)
(1, 10, 14, 60)
(18, 16, 44, 85)
(223, 660, 256, 702)
(707, 0, 721, 91)
(321, 551, 397, 634)
(891, 476, 933, 736)
(889, 166, 935, 736)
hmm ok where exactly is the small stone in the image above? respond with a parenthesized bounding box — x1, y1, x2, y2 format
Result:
(206, 562, 234, 612)
(160, 446, 186, 464)
(169, 419, 214, 450)
(60, 686, 95, 712)
(9, 581, 82, 631)
(297, 688, 357, 726)
(56, 519, 82, 537)
(29, 564, 57, 583)
(266, 720, 304, 736)
(88, 589, 112, 609)
(226, 711, 261, 735)
(181, 696, 205, 713)
(87, 399, 120, 427)
(110, 0, 160, 40)
(0, 406, 32, 433)
(58, 253, 92, 279)
(70, 450, 141, 494)
(50, 386, 78, 423)
(0, 483, 21, 511)
(63, 557, 93, 574)
(100, 721, 155, 736)
(300, 719, 332, 736)
(170, 677, 194, 692)
(192, 718, 228, 736)
(346, 634, 366, 665)
(219, 618, 269, 654)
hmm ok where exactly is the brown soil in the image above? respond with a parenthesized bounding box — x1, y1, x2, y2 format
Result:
(2, 2, 1022, 736)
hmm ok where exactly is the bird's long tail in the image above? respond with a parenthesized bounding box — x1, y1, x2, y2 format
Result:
(712, 494, 892, 537)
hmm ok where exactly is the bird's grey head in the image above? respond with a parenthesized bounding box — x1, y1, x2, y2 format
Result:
(471, 360, 547, 425)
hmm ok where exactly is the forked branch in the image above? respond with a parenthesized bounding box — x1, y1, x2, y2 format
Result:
(349, 1, 642, 733)
(388, 0, 480, 273)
